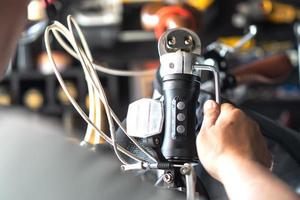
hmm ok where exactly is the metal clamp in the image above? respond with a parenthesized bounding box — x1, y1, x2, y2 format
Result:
(158, 28, 202, 78)
(158, 28, 201, 56)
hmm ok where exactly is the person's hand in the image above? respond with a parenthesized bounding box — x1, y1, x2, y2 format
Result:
(196, 100, 272, 181)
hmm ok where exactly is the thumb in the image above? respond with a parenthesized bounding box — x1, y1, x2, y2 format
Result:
(201, 100, 220, 128)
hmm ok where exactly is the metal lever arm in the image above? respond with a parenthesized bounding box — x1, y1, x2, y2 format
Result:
(194, 64, 221, 104)
(232, 25, 257, 51)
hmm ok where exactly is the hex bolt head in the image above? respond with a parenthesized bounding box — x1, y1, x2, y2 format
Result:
(167, 36, 176, 46)
(180, 165, 191, 175)
(169, 63, 175, 69)
(163, 172, 174, 184)
(184, 35, 193, 45)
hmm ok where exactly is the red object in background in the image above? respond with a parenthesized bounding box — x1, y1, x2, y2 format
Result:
(144, 60, 160, 70)
(141, 3, 197, 39)
(232, 54, 293, 85)
(155, 6, 197, 38)
(42, 0, 56, 7)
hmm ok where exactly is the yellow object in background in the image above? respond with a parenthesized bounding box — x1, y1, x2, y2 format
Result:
(260, 41, 294, 53)
(262, 0, 298, 24)
(23, 89, 44, 110)
(122, 0, 160, 3)
(187, 0, 214, 11)
(85, 95, 90, 110)
(218, 36, 255, 50)
(85, 95, 106, 145)
(57, 82, 78, 105)
(261, 0, 273, 15)
(0, 94, 11, 106)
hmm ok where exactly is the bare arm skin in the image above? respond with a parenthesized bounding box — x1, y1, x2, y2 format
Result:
(197, 100, 299, 200)
(0, 0, 29, 77)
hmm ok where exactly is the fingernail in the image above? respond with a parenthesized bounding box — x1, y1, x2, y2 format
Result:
(203, 100, 216, 112)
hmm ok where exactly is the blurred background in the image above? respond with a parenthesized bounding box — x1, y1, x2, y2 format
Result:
(2, 0, 300, 135)
(1, 0, 300, 199)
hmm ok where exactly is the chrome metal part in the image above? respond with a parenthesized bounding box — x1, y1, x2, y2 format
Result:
(163, 172, 174, 184)
(180, 163, 200, 200)
(158, 28, 202, 78)
(126, 98, 164, 138)
(120, 162, 145, 171)
(194, 64, 221, 104)
(294, 23, 300, 86)
(158, 28, 201, 56)
(159, 50, 195, 77)
(233, 25, 257, 50)
(206, 25, 257, 58)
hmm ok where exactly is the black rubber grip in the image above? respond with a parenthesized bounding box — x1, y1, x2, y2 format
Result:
(161, 74, 200, 162)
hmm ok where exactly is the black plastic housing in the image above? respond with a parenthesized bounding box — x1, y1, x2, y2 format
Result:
(161, 74, 200, 162)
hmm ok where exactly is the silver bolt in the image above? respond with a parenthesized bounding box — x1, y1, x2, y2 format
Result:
(154, 138, 160, 145)
(180, 165, 191, 175)
(176, 125, 185, 134)
(177, 101, 185, 110)
(177, 113, 186, 121)
(120, 165, 126, 171)
(184, 35, 193, 45)
(168, 36, 176, 46)
(169, 63, 175, 69)
(163, 172, 174, 184)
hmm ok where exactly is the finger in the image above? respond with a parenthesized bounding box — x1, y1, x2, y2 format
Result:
(201, 100, 220, 129)
(220, 103, 236, 112)
(217, 103, 240, 123)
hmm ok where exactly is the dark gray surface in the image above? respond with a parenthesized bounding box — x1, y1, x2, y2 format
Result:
(0, 107, 299, 200)
(0, 108, 185, 200)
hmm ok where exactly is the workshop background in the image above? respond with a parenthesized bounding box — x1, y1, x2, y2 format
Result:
(2, 0, 300, 132)
(0, 0, 300, 199)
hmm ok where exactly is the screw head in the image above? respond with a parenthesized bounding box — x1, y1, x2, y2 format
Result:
(184, 35, 193, 45)
(169, 63, 175, 69)
(167, 36, 176, 46)
(180, 165, 191, 175)
(163, 173, 174, 184)
(120, 165, 126, 171)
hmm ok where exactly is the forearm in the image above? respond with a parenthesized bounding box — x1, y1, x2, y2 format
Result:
(0, 0, 29, 76)
(218, 156, 299, 200)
